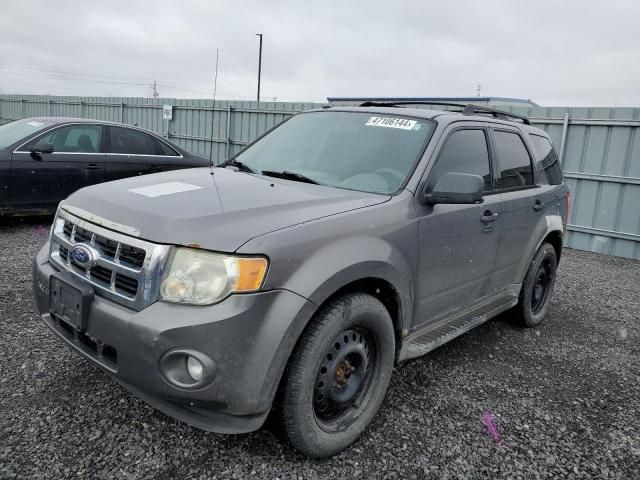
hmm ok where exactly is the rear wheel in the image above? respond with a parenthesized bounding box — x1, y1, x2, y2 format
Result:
(279, 293, 395, 457)
(514, 242, 558, 328)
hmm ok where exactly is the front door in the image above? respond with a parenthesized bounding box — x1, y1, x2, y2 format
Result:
(11, 124, 105, 209)
(414, 126, 502, 330)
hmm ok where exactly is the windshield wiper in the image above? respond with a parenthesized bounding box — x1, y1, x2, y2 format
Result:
(219, 159, 258, 174)
(260, 170, 322, 185)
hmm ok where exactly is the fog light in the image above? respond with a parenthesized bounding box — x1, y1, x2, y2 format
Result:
(186, 356, 204, 382)
(159, 348, 216, 389)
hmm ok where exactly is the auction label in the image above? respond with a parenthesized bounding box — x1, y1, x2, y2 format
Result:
(365, 116, 417, 130)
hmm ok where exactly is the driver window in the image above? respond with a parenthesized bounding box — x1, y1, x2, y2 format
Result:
(31, 125, 102, 153)
(426, 129, 492, 192)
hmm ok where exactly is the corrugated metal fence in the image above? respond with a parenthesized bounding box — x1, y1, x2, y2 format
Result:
(504, 106, 640, 260)
(0, 95, 321, 162)
(1, 95, 639, 260)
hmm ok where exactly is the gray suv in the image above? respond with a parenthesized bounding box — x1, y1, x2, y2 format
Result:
(32, 103, 569, 457)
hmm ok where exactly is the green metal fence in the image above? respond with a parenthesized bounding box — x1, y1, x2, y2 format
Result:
(506, 106, 640, 260)
(1, 95, 639, 260)
(0, 95, 322, 162)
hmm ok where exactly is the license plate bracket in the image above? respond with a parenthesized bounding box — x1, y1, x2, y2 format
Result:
(49, 273, 94, 331)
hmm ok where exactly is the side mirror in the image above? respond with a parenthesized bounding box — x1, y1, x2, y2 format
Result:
(30, 142, 54, 155)
(422, 172, 484, 205)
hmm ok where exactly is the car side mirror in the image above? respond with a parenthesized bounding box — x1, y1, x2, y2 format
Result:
(30, 142, 54, 155)
(421, 172, 484, 205)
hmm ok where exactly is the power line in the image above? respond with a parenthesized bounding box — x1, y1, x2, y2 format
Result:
(0, 68, 149, 86)
(0, 79, 86, 93)
(0, 63, 153, 82)
(0, 63, 278, 100)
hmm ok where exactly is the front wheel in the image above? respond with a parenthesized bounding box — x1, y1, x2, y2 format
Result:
(279, 293, 395, 457)
(514, 242, 558, 328)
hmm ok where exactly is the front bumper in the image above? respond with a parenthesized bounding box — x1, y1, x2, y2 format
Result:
(32, 242, 316, 433)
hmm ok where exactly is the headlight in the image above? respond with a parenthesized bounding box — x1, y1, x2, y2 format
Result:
(159, 248, 268, 305)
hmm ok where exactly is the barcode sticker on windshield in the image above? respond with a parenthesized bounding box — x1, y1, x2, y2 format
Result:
(365, 117, 417, 130)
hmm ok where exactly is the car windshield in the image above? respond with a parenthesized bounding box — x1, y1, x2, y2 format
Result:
(0, 119, 56, 149)
(232, 111, 433, 194)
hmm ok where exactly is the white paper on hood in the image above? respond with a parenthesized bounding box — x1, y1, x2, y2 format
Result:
(128, 181, 203, 198)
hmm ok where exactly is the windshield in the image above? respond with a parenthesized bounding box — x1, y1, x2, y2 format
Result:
(0, 119, 56, 149)
(233, 111, 433, 194)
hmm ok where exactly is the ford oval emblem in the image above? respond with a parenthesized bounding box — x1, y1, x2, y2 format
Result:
(70, 244, 97, 268)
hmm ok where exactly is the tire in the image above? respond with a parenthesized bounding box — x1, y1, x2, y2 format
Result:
(514, 242, 558, 328)
(279, 293, 395, 458)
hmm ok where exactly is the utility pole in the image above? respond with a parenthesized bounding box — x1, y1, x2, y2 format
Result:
(152, 80, 159, 98)
(256, 33, 263, 102)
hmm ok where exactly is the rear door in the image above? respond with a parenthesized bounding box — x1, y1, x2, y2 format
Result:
(104, 126, 168, 181)
(11, 124, 105, 209)
(489, 128, 549, 292)
(527, 133, 567, 218)
(414, 124, 503, 328)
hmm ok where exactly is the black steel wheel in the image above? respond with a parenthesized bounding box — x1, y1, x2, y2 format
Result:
(514, 242, 558, 328)
(312, 328, 376, 430)
(279, 293, 395, 457)
(531, 259, 553, 314)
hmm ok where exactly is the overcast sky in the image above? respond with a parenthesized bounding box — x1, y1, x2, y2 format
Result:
(1, 0, 639, 106)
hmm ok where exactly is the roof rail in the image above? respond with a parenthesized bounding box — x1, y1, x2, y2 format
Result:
(359, 101, 467, 109)
(462, 104, 531, 125)
(357, 100, 531, 125)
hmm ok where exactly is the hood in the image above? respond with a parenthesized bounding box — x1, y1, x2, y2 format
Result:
(61, 167, 390, 251)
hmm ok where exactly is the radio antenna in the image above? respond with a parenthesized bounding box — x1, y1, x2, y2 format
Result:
(208, 48, 220, 171)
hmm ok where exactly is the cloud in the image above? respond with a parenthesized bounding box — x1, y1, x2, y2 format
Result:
(0, 0, 639, 106)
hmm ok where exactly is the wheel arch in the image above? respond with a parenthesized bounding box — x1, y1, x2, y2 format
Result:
(312, 276, 404, 340)
(543, 229, 563, 263)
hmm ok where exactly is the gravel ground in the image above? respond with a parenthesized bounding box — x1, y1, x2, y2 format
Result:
(0, 216, 639, 479)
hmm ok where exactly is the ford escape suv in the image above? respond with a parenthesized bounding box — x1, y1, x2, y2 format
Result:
(32, 103, 569, 457)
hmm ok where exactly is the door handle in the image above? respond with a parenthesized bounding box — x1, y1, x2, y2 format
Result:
(481, 211, 499, 224)
(84, 163, 102, 170)
(533, 200, 545, 212)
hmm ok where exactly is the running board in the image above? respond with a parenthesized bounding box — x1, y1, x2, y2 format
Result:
(404, 299, 517, 361)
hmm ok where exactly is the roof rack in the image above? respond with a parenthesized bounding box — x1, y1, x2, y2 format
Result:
(462, 104, 531, 125)
(357, 100, 531, 125)
(359, 101, 467, 109)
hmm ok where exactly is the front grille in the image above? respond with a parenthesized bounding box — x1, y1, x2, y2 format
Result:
(89, 265, 112, 286)
(118, 245, 146, 269)
(61, 220, 146, 269)
(94, 235, 118, 259)
(59, 220, 144, 298)
(49, 209, 172, 310)
(115, 273, 138, 297)
(74, 226, 92, 244)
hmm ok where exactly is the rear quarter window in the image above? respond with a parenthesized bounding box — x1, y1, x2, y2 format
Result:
(528, 134, 563, 185)
(155, 139, 180, 156)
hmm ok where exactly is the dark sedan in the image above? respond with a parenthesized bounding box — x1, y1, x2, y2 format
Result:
(0, 117, 210, 215)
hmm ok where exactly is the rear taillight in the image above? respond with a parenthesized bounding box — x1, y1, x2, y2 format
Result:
(565, 191, 571, 223)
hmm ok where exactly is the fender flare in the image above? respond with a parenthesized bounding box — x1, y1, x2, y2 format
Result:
(278, 235, 415, 334)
